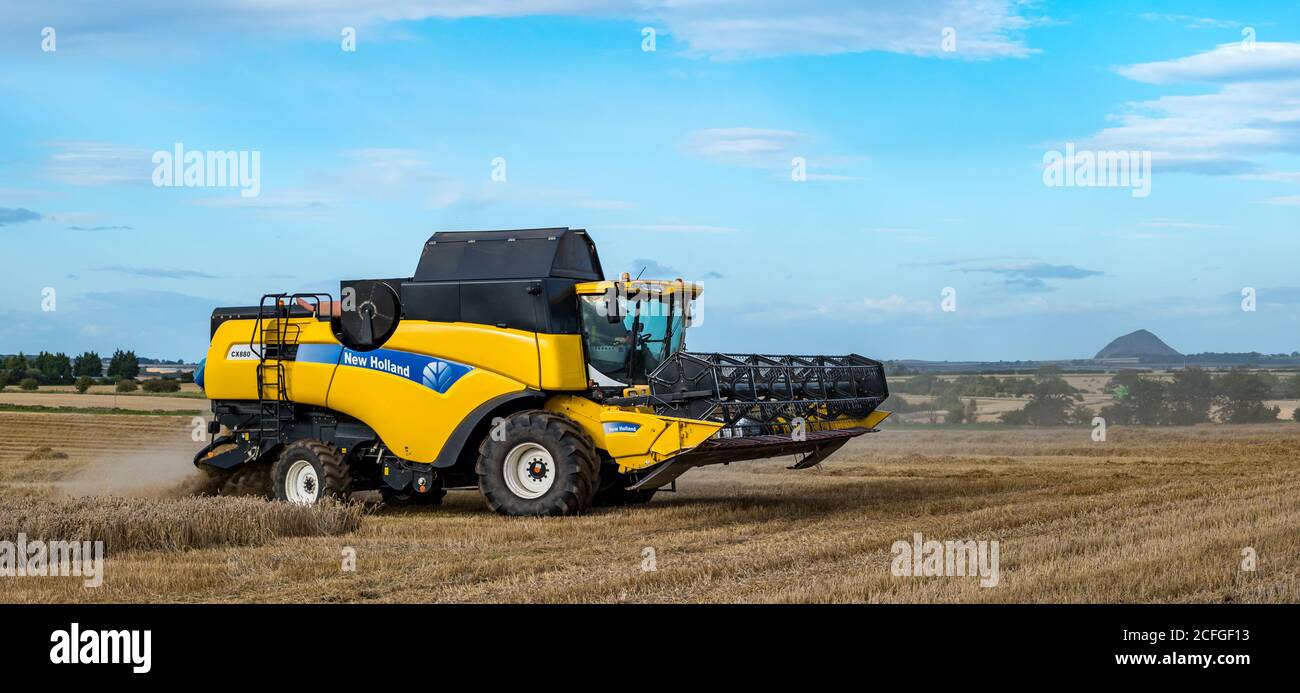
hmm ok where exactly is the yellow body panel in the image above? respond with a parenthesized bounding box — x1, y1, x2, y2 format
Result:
(536, 333, 588, 390)
(862, 410, 892, 428)
(383, 322, 542, 389)
(204, 318, 338, 406)
(206, 318, 555, 464)
(545, 395, 723, 471)
(326, 360, 523, 462)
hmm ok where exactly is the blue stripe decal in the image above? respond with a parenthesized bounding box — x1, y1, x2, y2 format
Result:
(296, 343, 472, 394)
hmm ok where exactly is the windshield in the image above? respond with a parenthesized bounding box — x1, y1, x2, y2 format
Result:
(580, 293, 687, 385)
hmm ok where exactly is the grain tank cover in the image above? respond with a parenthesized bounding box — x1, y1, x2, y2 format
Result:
(414, 227, 604, 282)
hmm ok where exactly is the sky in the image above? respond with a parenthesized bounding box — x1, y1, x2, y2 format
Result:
(0, 0, 1298, 362)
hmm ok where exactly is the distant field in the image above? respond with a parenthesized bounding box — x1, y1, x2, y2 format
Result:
(31, 382, 203, 397)
(2, 411, 1298, 603)
(0, 391, 204, 412)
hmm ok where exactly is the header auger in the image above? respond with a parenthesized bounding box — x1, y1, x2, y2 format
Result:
(194, 228, 890, 515)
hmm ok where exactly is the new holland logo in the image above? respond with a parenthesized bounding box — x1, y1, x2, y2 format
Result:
(603, 421, 641, 434)
(421, 360, 461, 392)
(294, 344, 472, 394)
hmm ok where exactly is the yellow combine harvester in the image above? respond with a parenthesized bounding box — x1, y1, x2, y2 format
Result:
(194, 228, 890, 515)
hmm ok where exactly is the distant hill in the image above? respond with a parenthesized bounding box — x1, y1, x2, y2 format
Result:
(1094, 329, 1182, 360)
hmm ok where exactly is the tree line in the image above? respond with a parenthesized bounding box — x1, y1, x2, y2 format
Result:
(890, 366, 1298, 425)
(1100, 368, 1292, 425)
(0, 350, 159, 392)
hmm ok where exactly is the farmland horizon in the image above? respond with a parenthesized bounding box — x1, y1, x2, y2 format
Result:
(4, 326, 1296, 369)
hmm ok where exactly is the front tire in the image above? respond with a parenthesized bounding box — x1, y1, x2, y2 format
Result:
(476, 410, 599, 516)
(273, 440, 351, 504)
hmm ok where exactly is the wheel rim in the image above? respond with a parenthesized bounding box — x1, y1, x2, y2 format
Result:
(503, 442, 555, 500)
(284, 459, 320, 504)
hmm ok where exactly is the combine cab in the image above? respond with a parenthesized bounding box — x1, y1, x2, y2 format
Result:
(195, 228, 889, 515)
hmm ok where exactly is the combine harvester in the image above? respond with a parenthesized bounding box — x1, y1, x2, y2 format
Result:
(194, 228, 890, 515)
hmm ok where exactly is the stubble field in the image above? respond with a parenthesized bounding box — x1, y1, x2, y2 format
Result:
(1, 411, 1297, 603)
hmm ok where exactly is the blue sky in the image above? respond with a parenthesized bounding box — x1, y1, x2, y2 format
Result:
(1, 1, 1298, 361)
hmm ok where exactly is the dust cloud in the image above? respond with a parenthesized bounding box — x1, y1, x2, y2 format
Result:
(58, 450, 214, 498)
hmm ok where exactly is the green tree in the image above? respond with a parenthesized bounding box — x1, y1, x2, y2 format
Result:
(1128, 377, 1169, 425)
(1000, 376, 1081, 425)
(935, 391, 965, 424)
(107, 350, 140, 380)
(0, 372, 7, 392)
(895, 373, 940, 395)
(74, 376, 94, 393)
(19, 377, 39, 391)
(142, 378, 180, 393)
(1167, 367, 1215, 425)
(1105, 370, 1143, 395)
(1067, 403, 1094, 425)
(34, 351, 73, 384)
(3, 353, 29, 383)
(1280, 374, 1300, 399)
(1215, 369, 1280, 423)
(115, 379, 139, 393)
(73, 351, 103, 377)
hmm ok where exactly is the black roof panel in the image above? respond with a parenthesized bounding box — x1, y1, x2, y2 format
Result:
(413, 227, 604, 282)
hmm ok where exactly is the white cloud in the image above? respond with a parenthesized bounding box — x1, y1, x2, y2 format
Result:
(740, 294, 933, 324)
(860, 295, 934, 315)
(684, 128, 866, 180)
(43, 141, 152, 185)
(1116, 42, 1300, 84)
(331, 148, 463, 208)
(648, 0, 1039, 60)
(1137, 13, 1242, 30)
(193, 189, 337, 220)
(1077, 42, 1300, 175)
(0, 1, 1039, 60)
(684, 128, 809, 167)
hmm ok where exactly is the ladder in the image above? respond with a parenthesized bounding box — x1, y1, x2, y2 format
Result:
(251, 293, 326, 441)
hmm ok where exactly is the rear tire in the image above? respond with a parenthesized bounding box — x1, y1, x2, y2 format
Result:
(272, 440, 351, 504)
(476, 410, 599, 516)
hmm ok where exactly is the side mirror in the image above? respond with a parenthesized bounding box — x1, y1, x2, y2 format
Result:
(603, 288, 621, 324)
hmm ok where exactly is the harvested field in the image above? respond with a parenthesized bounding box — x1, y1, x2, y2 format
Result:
(1, 411, 1298, 603)
(0, 496, 363, 552)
